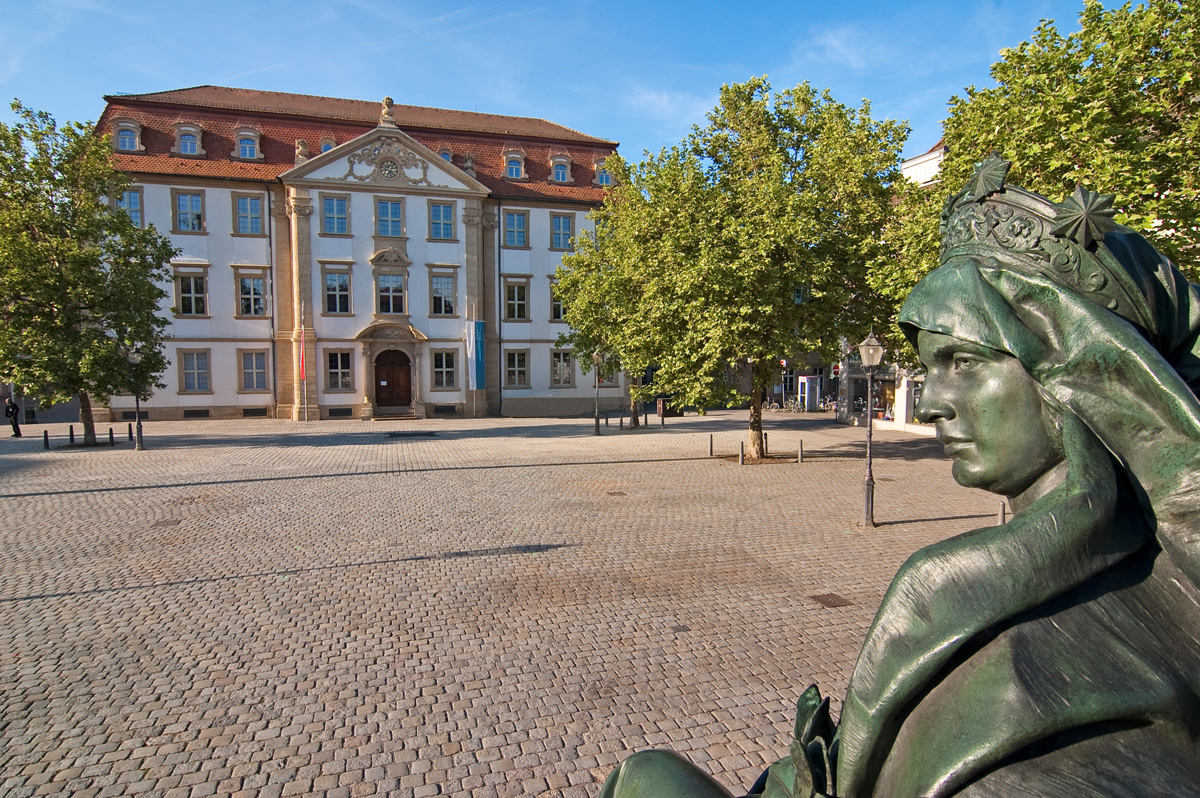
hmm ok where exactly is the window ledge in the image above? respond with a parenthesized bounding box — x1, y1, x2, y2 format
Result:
(230, 232, 268, 239)
(233, 315, 272, 321)
(501, 244, 532, 251)
(428, 386, 458, 393)
(502, 318, 532, 324)
(320, 312, 354, 317)
(430, 314, 461, 320)
(504, 385, 532, 390)
(548, 319, 568, 324)
(318, 232, 353, 238)
(426, 238, 460, 244)
(324, 388, 357, 394)
(172, 230, 208, 236)
(372, 313, 410, 322)
(174, 314, 212, 320)
(179, 390, 214, 396)
(237, 389, 272, 395)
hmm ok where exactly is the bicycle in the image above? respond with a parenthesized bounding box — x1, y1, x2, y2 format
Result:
(761, 399, 780, 413)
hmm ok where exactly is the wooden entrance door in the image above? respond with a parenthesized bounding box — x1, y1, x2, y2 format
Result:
(375, 350, 412, 407)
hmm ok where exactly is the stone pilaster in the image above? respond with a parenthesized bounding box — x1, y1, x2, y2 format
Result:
(270, 187, 295, 415)
(287, 187, 320, 421)
(480, 201, 501, 415)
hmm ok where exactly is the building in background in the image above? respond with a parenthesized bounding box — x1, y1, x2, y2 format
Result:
(97, 86, 622, 421)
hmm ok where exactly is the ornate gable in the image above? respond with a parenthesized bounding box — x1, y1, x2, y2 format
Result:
(282, 123, 490, 195)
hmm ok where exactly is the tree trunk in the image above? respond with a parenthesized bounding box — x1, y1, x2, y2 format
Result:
(629, 377, 640, 429)
(748, 381, 766, 460)
(78, 390, 98, 446)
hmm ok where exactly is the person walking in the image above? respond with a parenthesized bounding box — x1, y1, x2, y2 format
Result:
(5, 396, 21, 437)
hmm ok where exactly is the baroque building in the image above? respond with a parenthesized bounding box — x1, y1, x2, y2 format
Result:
(97, 86, 621, 420)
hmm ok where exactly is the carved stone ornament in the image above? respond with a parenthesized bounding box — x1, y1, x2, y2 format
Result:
(326, 136, 448, 188)
(380, 96, 396, 128)
(287, 199, 313, 217)
(294, 139, 309, 163)
(370, 247, 411, 267)
(461, 208, 482, 228)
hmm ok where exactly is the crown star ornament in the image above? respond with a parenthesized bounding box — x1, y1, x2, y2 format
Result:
(965, 153, 1012, 202)
(1052, 185, 1119, 249)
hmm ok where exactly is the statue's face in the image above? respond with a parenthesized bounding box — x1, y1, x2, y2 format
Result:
(916, 330, 1063, 497)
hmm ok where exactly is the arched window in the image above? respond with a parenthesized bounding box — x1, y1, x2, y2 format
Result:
(171, 122, 207, 158)
(597, 168, 612, 186)
(320, 138, 335, 153)
(117, 129, 137, 151)
(239, 138, 257, 159)
(111, 118, 144, 153)
(507, 159, 523, 179)
(231, 127, 264, 161)
(553, 163, 568, 182)
(438, 148, 452, 162)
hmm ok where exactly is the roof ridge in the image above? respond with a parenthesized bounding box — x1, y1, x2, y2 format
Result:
(104, 85, 618, 146)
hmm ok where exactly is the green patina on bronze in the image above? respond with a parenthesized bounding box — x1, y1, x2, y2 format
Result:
(599, 156, 1200, 797)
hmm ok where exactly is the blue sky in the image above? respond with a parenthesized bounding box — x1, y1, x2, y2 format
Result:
(3, 0, 1096, 161)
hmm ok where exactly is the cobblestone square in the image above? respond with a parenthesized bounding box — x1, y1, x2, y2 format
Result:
(1, 411, 996, 797)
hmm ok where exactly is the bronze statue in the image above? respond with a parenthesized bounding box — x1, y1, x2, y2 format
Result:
(599, 157, 1200, 797)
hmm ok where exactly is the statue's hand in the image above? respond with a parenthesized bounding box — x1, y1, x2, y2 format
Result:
(758, 686, 836, 798)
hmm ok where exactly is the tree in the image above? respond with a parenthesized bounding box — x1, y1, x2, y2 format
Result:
(880, 0, 1200, 323)
(0, 102, 177, 445)
(557, 77, 907, 457)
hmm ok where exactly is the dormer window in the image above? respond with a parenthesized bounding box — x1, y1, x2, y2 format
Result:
(502, 146, 527, 181)
(231, 126, 265, 161)
(171, 122, 207, 158)
(320, 137, 336, 153)
(111, 118, 144, 153)
(438, 148, 453, 162)
(549, 153, 574, 184)
(594, 160, 613, 187)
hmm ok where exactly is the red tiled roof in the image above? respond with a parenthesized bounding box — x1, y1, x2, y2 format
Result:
(99, 87, 618, 204)
(104, 85, 617, 146)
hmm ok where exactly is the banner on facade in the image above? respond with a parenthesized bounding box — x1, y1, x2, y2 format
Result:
(467, 320, 485, 390)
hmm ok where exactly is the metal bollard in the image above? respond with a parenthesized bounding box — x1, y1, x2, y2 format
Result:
(108, 428, 114, 446)
(644, 411, 648, 427)
(69, 425, 74, 444)
(739, 441, 745, 465)
(998, 502, 1007, 525)
(128, 422, 134, 441)
(764, 432, 769, 456)
(619, 417, 624, 429)
(43, 430, 49, 450)
(660, 412, 665, 428)
(709, 433, 713, 457)
(797, 439, 804, 463)
(604, 413, 609, 427)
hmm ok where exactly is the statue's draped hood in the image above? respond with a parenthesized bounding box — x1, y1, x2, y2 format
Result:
(835, 159, 1200, 797)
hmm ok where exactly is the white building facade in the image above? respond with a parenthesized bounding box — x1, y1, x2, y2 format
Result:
(98, 87, 623, 421)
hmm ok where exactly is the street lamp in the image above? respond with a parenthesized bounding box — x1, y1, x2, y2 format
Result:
(593, 351, 602, 436)
(128, 347, 145, 451)
(858, 331, 885, 527)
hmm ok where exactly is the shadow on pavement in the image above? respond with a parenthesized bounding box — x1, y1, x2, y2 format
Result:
(0, 543, 577, 604)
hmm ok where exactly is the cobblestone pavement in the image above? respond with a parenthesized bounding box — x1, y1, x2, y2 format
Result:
(1, 411, 999, 798)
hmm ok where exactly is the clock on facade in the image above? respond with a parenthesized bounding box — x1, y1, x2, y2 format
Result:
(378, 159, 399, 179)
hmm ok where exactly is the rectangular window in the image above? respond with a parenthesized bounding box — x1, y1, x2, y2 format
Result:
(117, 188, 142, 228)
(551, 213, 573, 250)
(177, 275, 207, 316)
(430, 273, 456, 316)
(173, 191, 203, 232)
(504, 280, 528, 320)
(433, 351, 456, 389)
(322, 195, 349, 235)
(327, 351, 353, 391)
(325, 271, 350, 314)
(180, 350, 210, 392)
(377, 273, 405, 314)
(505, 350, 528, 387)
(504, 211, 528, 248)
(551, 351, 574, 387)
(240, 351, 268, 391)
(429, 202, 455, 240)
(376, 199, 404, 237)
(238, 276, 266, 316)
(550, 283, 564, 321)
(234, 195, 263, 235)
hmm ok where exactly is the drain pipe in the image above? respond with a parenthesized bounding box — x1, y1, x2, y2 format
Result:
(266, 185, 279, 416)
(496, 201, 504, 417)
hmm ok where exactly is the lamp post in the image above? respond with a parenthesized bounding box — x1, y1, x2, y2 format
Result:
(593, 351, 602, 436)
(128, 348, 144, 451)
(858, 331, 885, 527)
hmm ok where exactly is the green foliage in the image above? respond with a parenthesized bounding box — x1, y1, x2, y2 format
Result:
(885, 0, 1200, 321)
(0, 101, 177, 441)
(557, 77, 907, 447)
